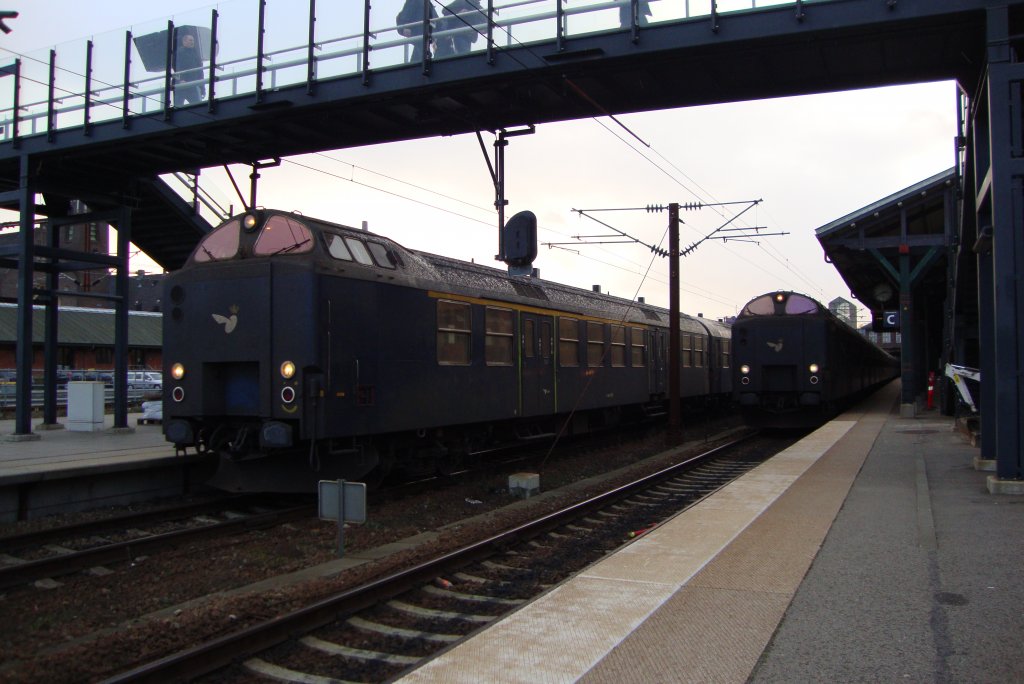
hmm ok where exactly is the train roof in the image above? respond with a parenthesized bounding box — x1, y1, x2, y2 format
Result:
(735, 291, 827, 319)
(193, 211, 730, 335)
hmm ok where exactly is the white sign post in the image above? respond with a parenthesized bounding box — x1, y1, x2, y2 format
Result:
(318, 480, 367, 557)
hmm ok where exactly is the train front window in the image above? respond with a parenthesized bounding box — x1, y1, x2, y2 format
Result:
(740, 295, 776, 316)
(193, 219, 241, 262)
(254, 215, 313, 256)
(784, 294, 820, 314)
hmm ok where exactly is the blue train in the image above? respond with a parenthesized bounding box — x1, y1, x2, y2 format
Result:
(162, 209, 732, 491)
(732, 291, 897, 428)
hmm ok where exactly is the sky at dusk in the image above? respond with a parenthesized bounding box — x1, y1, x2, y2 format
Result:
(0, 0, 959, 321)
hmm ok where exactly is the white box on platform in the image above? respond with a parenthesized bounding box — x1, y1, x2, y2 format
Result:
(66, 381, 105, 432)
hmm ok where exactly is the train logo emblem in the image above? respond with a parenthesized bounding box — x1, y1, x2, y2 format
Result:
(766, 338, 784, 352)
(212, 305, 239, 334)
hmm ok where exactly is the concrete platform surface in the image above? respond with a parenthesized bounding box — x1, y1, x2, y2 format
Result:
(399, 381, 1024, 683)
(0, 413, 206, 521)
(0, 413, 177, 484)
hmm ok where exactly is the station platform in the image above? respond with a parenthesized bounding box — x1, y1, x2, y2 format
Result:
(400, 381, 1024, 683)
(0, 414, 209, 521)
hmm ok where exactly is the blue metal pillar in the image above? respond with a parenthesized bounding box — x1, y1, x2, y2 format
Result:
(14, 154, 35, 436)
(898, 242, 915, 416)
(976, 223, 995, 462)
(112, 206, 131, 430)
(985, 7, 1024, 481)
(42, 215, 59, 427)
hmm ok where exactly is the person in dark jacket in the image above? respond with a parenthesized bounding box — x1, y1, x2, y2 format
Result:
(435, 0, 486, 59)
(396, 0, 437, 62)
(173, 32, 205, 107)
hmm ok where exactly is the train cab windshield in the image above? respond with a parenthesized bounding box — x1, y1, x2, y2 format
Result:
(253, 215, 313, 256)
(194, 218, 241, 262)
(191, 212, 402, 270)
(739, 292, 821, 317)
(192, 213, 314, 263)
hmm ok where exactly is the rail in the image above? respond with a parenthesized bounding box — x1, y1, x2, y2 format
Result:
(0, 0, 834, 144)
(102, 433, 759, 683)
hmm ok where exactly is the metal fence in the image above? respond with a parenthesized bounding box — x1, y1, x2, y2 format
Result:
(0, 0, 831, 143)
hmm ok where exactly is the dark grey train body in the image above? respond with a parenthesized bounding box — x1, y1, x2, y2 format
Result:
(163, 210, 732, 492)
(732, 291, 898, 428)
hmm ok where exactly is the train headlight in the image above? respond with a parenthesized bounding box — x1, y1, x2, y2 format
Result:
(171, 363, 185, 380)
(243, 213, 259, 232)
(740, 364, 750, 375)
(280, 361, 296, 379)
(808, 363, 819, 373)
(775, 292, 785, 302)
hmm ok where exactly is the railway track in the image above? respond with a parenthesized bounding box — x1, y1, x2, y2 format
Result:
(0, 495, 314, 590)
(103, 433, 786, 684)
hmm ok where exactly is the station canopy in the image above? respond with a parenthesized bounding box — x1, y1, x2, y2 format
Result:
(815, 169, 956, 314)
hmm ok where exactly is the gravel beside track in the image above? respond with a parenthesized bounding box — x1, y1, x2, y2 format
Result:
(0, 417, 748, 683)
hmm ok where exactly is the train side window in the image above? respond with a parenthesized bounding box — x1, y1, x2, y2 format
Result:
(367, 242, 397, 269)
(610, 325, 626, 367)
(682, 333, 692, 368)
(721, 339, 730, 368)
(437, 300, 471, 365)
(630, 328, 645, 367)
(694, 335, 705, 368)
(485, 307, 514, 366)
(254, 215, 313, 256)
(193, 219, 241, 262)
(541, 321, 552, 359)
(344, 237, 374, 266)
(523, 319, 536, 359)
(325, 234, 353, 261)
(587, 321, 605, 367)
(559, 318, 579, 367)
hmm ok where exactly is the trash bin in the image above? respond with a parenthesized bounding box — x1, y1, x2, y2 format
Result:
(67, 381, 105, 432)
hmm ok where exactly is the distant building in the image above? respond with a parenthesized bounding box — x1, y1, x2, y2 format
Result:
(859, 322, 901, 354)
(0, 206, 166, 311)
(0, 303, 163, 375)
(829, 297, 857, 329)
(0, 202, 113, 308)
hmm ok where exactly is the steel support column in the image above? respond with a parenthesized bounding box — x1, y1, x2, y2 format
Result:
(976, 226, 995, 461)
(112, 206, 131, 430)
(14, 154, 35, 436)
(898, 245, 915, 415)
(42, 214, 59, 426)
(984, 7, 1024, 481)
